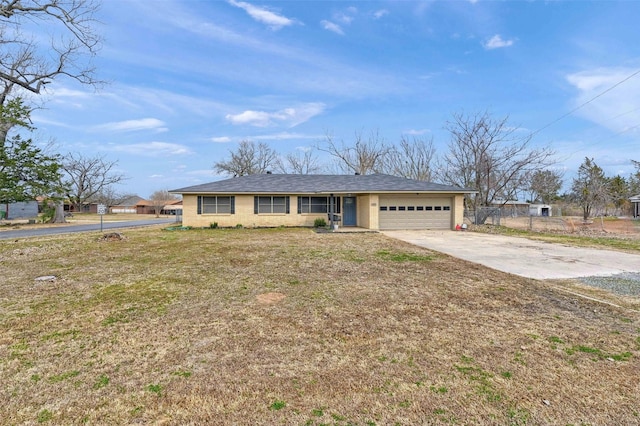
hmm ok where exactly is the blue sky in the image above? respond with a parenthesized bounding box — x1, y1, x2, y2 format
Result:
(30, 0, 640, 198)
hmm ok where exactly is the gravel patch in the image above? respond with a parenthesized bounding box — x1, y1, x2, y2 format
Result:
(579, 272, 640, 296)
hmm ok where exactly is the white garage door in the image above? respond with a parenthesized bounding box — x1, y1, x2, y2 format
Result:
(379, 195, 452, 230)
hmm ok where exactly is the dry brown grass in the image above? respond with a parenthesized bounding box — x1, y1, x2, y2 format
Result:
(1, 227, 639, 425)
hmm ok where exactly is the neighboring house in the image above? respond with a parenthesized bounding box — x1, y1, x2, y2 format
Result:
(110, 196, 183, 215)
(1, 201, 39, 220)
(68, 202, 100, 214)
(631, 194, 640, 218)
(161, 200, 183, 216)
(135, 199, 183, 215)
(111, 196, 145, 214)
(170, 173, 474, 230)
(134, 199, 156, 215)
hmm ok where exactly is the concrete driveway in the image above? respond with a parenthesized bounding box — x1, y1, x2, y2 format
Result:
(383, 230, 640, 280)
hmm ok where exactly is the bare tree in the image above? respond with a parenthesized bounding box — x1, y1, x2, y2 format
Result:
(93, 187, 134, 209)
(62, 153, 125, 212)
(527, 169, 563, 204)
(442, 111, 555, 223)
(149, 189, 179, 217)
(571, 157, 608, 221)
(382, 136, 436, 181)
(214, 140, 278, 176)
(318, 129, 390, 175)
(0, 0, 102, 142)
(276, 148, 323, 174)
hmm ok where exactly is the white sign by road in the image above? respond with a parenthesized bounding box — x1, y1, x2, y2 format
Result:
(97, 204, 107, 215)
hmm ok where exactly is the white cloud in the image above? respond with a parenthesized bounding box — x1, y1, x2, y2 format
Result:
(225, 103, 326, 127)
(334, 7, 357, 24)
(566, 67, 640, 135)
(120, 4, 404, 100)
(112, 141, 193, 157)
(373, 9, 389, 19)
(321, 20, 344, 35)
(228, 0, 296, 30)
(402, 129, 431, 136)
(483, 34, 515, 50)
(211, 136, 232, 143)
(322, 7, 358, 35)
(250, 132, 323, 141)
(31, 115, 76, 129)
(226, 110, 272, 127)
(43, 86, 95, 109)
(92, 118, 168, 133)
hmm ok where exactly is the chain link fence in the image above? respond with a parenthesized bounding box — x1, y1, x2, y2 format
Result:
(465, 206, 568, 231)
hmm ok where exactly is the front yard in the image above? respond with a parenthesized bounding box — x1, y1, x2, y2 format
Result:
(1, 227, 638, 424)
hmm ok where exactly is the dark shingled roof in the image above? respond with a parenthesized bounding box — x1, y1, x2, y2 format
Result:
(171, 174, 473, 194)
(113, 195, 146, 206)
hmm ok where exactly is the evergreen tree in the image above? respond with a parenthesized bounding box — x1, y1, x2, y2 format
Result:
(571, 157, 608, 220)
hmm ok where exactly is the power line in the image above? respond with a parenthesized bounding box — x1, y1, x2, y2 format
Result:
(529, 68, 640, 139)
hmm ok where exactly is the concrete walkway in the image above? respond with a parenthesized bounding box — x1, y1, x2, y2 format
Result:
(383, 230, 640, 280)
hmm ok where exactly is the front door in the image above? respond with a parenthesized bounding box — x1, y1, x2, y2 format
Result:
(343, 197, 357, 226)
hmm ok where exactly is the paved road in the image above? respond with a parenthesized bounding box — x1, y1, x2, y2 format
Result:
(0, 218, 176, 240)
(383, 230, 640, 280)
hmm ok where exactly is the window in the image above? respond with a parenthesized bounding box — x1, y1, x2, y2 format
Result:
(416, 206, 424, 211)
(398, 206, 406, 211)
(197, 196, 235, 214)
(254, 196, 290, 214)
(426, 206, 433, 211)
(443, 206, 451, 211)
(298, 196, 340, 214)
(435, 206, 442, 211)
(380, 206, 388, 211)
(407, 206, 415, 211)
(389, 206, 397, 211)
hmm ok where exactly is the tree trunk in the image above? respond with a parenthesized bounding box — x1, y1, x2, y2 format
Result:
(50, 201, 67, 223)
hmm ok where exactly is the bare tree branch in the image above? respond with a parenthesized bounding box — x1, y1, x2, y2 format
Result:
(382, 135, 436, 181)
(275, 148, 323, 174)
(149, 189, 179, 217)
(62, 152, 126, 212)
(214, 140, 278, 176)
(317, 129, 390, 175)
(0, 0, 102, 139)
(442, 111, 556, 223)
(527, 169, 564, 204)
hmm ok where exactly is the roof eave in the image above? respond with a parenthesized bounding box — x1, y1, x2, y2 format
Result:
(174, 189, 476, 195)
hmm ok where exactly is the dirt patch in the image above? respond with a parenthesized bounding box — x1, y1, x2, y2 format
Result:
(98, 232, 126, 242)
(256, 292, 286, 304)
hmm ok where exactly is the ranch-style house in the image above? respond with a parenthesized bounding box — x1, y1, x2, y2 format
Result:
(170, 173, 474, 230)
